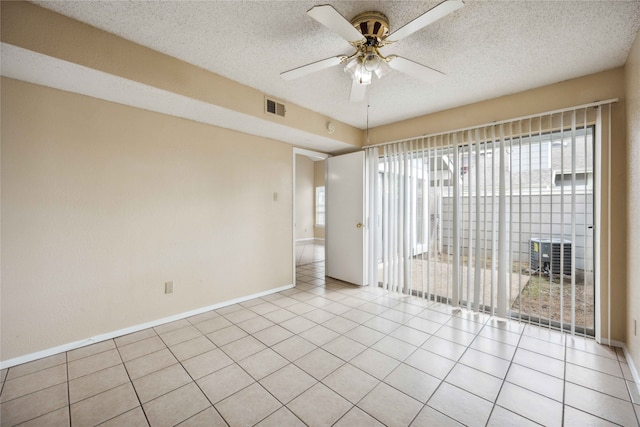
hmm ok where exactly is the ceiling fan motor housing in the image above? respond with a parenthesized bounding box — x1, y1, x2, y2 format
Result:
(350, 11, 390, 45)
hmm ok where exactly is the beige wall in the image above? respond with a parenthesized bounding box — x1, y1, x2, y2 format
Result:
(1, 78, 293, 361)
(0, 2, 362, 150)
(0, 0, 355, 364)
(295, 155, 314, 240)
(368, 69, 625, 145)
(368, 69, 628, 343)
(314, 160, 326, 239)
(625, 30, 640, 373)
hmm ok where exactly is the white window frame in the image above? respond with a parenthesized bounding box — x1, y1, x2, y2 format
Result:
(315, 186, 325, 227)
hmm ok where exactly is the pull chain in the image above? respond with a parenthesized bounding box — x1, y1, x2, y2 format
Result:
(366, 103, 370, 144)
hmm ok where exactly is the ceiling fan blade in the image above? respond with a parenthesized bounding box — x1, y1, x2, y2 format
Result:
(349, 79, 367, 103)
(386, 0, 464, 43)
(388, 56, 445, 83)
(281, 56, 344, 80)
(307, 5, 366, 44)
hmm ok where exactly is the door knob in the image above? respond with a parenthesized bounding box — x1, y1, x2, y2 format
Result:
(356, 223, 363, 229)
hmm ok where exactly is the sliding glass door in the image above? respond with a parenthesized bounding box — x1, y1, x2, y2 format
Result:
(366, 106, 608, 336)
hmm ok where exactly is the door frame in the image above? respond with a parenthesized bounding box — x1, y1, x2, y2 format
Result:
(292, 148, 329, 286)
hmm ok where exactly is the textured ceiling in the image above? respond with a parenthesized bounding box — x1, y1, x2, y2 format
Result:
(31, 1, 640, 130)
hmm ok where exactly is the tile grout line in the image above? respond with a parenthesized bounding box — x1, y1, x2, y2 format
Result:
(400, 307, 468, 426)
(320, 301, 413, 426)
(0, 369, 7, 398)
(1, 383, 68, 426)
(274, 278, 405, 425)
(66, 351, 71, 427)
(481, 319, 526, 427)
(161, 331, 232, 427)
(62, 358, 135, 408)
(1, 356, 67, 383)
(179, 313, 270, 423)
(1, 354, 74, 426)
(181, 306, 310, 427)
(3, 262, 630, 427)
(249, 299, 341, 426)
(324, 272, 632, 422)
(240, 306, 336, 426)
(562, 336, 638, 425)
(6, 279, 317, 425)
(113, 339, 151, 427)
(617, 350, 640, 426)
(162, 317, 240, 420)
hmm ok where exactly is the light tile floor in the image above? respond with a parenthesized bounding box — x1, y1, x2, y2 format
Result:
(295, 240, 324, 267)
(1, 261, 639, 426)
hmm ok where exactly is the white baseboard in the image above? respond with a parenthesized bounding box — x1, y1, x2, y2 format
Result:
(0, 283, 294, 369)
(621, 344, 640, 394)
(599, 338, 626, 347)
(599, 339, 640, 397)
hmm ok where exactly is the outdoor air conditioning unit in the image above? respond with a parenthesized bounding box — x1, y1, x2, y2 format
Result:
(530, 238, 572, 275)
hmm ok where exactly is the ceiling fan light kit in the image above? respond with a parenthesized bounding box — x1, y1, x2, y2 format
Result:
(362, 47, 381, 72)
(281, 0, 465, 102)
(344, 57, 372, 85)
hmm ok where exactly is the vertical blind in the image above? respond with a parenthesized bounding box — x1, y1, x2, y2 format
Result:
(365, 101, 615, 337)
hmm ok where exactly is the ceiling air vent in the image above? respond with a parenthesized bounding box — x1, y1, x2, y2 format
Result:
(265, 97, 286, 118)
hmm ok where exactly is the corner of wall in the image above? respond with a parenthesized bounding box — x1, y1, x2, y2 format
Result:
(625, 27, 640, 375)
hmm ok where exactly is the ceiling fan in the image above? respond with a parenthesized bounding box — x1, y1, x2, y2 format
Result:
(281, 0, 464, 102)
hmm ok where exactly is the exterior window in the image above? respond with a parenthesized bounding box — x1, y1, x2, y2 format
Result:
(315, 186, 325, 227)
(509, 140, 551, 172)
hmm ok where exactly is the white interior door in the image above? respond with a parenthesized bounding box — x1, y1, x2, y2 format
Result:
(326, 151, 365, 285)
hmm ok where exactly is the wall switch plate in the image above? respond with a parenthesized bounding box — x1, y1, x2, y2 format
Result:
(165, 281, 173, 294)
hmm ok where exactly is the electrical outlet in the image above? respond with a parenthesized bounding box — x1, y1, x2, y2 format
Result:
(635, 318, 637, 336)
(273, 192, 279, 202)
(165, 281, 173, 294)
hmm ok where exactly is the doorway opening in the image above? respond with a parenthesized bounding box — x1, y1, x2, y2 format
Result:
(293, 148, 329, 282)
